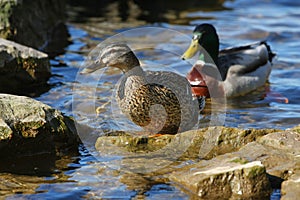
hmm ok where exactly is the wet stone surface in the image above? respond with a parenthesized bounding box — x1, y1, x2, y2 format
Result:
(0, 94, 80, 158)
(93, 126, 300, 198)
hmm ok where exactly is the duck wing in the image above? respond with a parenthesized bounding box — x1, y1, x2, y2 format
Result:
(217, 41, 275, 80)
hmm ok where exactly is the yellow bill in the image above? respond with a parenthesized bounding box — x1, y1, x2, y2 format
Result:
(181, 39, 200, 60)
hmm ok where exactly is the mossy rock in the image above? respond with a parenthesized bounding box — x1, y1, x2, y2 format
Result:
(0, 94, 80, 157)
(94, 126, 279, 161)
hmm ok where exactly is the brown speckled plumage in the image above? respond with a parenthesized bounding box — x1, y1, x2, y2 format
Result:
(82, 44, 199, 134)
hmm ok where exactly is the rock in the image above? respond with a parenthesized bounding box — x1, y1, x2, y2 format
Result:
(281, 170, 300, 200)
(291, 124, 300, 133)
(94, 127, 300, 198)
(258, 130, 300, 155)
(0, 155, 77, 195)
(256, 131, 300, 179)
(0, 118, 13, 140)
(209, 130, 300, 198)
(257, 130, 300, 196)
(0, 0, 69, 56)
(169, 156, 271, 199)
(94, 126, 278, 160)
(212, 130, 300, 189)
(0, 38, 50, 95)
(181, 126, 278, 159)
(93, 126, 278, 175)
(95, 133, 174, 154)
(0, 94, 80, 157)
(95, 132, 191, 173)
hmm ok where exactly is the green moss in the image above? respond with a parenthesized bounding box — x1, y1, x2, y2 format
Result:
(230, 157, 249, 164)
(0, 126, 13, 140)
(96, 134, 174, 153)
(292, 126, 300, 134)
(0, 0, 17, 38)
(56, 118, 69, 133)
(49, 116, 67, 133)
(246, 165, 266, 179)
(14, 120, 45, 138)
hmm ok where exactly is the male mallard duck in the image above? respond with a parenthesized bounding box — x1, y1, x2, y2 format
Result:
(182, 23, 275, 98)
(81, 44, 199, 135)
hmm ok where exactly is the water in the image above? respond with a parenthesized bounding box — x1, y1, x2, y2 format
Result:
(3, 0, 300, 199)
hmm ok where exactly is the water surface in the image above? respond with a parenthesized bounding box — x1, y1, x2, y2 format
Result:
(4, 0, 300, 199)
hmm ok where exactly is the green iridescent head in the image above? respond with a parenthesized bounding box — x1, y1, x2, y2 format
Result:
(182, 23, 220, 65)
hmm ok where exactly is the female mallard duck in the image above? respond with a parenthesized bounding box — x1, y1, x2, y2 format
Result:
(81, 44, 199, 135)
(182, 23, 275, 98)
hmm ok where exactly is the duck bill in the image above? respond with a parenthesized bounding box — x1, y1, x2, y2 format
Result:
(181, 39, 200, 60)
(80, 60, 105, 74)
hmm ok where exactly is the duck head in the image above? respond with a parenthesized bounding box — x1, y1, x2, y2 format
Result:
(81, 43, 140, 74)
(182, 24, 220, 98)
(182, 23, 220, 64)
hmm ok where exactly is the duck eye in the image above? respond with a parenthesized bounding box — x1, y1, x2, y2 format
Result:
(193, 34, 201, 40)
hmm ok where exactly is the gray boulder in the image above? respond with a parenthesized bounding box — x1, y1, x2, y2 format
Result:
(0, 0, 69, 55)
(0, 94, 80, 157)
(0, 38, 50, 94)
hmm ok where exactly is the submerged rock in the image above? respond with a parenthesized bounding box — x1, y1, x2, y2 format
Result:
(0, 0, 69, 56)
(0, 38, 50, 95)
(0, 155, 78, 196)
(0, 94, 80, 157)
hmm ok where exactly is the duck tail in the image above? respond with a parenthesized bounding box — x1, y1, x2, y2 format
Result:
(261, 41, 276, 63)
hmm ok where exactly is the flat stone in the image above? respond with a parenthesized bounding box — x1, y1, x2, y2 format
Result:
(169, 155, 271, 199)
(94, 126, 278, 159)
(259, 130, 300, 155)
(182, 126, 278, 159)
(232, 141, 296, 191)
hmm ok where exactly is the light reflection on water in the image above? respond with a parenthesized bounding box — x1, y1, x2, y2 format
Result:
(26, 0, 300, 199)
